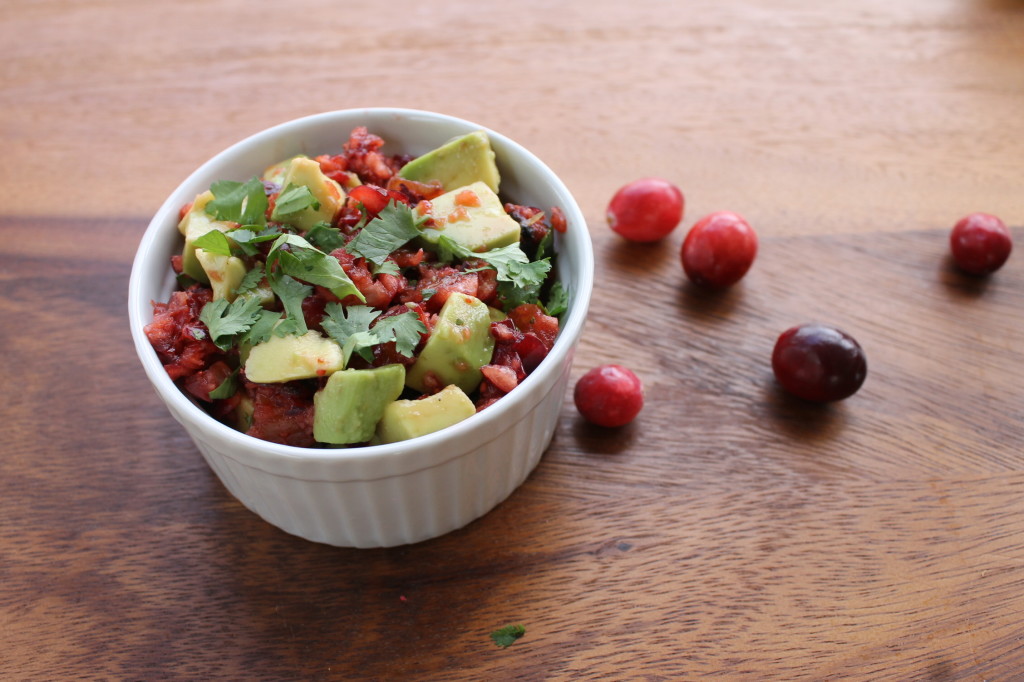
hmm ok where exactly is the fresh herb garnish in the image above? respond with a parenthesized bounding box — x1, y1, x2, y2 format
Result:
(206, 177, 268, 227)
(269, 274, 313, 336)
(239, 309, 282, 347)
(265, 234, 363, 303)
(437, 237, 551, 290)
(191, 229, 233, 257)
(534, 228, 555, 261)
(208, 368, 239, 400)
(271, 183, 320, 221)
(229, 226, 283, 257)
(321, 304, 383, 365)
(543, 280, 569, 317)
(347, 201, 421, 265)
(372, 310, 427, 358)
(320, 304, 426, 365)
(489, 624, 526, 649)
(234, 264, 265, 295)
(198, 295, 265, 350)
(371, 260, 401, 277)
(305, 221, 347, 253)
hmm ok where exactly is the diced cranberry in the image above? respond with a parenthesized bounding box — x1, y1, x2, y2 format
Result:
(481, 364, 519, 394)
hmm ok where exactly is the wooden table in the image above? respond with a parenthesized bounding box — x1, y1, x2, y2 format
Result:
(4, 0, 1023, 678)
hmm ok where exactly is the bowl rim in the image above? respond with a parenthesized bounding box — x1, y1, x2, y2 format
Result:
(128, 107, 594, 470)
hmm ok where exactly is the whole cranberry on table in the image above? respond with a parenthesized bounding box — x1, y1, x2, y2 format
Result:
(772, 324, 867, 403)
(681, 211, 758, 288)
(574, 364, 644, 427)
(949, 212, 1012, 275)
(606, 178, 684, 242)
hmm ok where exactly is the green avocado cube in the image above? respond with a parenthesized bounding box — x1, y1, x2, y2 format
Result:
(398, 130, 500, 194)
(195, 249, 247, 302)
(405, 293, 495, 394)
(375, 384, 477, 444)
(178, 190, 235, 284)
(419, 181, 522, 253)
(313, 365, 406, 445)
(244, 330, 344, 384)
(272, 157, 346, 231)
(261, 154, 307, 186)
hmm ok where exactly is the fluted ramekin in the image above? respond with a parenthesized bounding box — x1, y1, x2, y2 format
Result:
(128, 108, 593, 547)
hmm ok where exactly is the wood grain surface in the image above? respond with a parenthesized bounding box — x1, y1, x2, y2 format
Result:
(3, 0, 1024, 679)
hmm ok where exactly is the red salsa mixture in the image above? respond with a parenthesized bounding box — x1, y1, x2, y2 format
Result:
(145, 126, 568, 447)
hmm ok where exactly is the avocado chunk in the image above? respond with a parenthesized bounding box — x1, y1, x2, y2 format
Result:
(312, 365, 406, 444)
(405, 293, 495, 394)
(262, 154, 307, 187)
(195, 249, 247, 302)
(178, 190, 235, 283)
(376, 384, 477, 444)
(398, 131, 500, 194)
(230, 391, 255, 432)
(244, 330, 344, 383)
(272, 157, 346, 231)
(419, 181, 522, 253)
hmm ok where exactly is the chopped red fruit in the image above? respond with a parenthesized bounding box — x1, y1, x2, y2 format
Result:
(243, 380, 317, 447)
(144, 285, 220, 381)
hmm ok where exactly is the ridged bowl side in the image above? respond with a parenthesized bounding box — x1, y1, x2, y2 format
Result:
(176, 356, 572, 547)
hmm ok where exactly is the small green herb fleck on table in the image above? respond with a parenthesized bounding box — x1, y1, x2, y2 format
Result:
(490, 624, 526, 649)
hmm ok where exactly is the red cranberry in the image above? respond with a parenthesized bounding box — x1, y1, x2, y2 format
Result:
(772, 324, 867, 402)
(574, 365, 644, 427)
(950, 212, 1012, 275)
(681, 211, 758, 288)
(606, 178, 684, 242)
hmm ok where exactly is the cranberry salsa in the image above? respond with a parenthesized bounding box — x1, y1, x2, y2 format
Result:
(145, 127, 568, 447)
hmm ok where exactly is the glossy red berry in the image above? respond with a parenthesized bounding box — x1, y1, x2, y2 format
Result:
(681, 211, 758, 288)
(949, 212, 1012, 275)
(772, 324, 867, 402)
(574, 364, 644, 427)
(606, 178, 684, 242)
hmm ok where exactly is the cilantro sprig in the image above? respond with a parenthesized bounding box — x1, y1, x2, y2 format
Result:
(437, 237, 551, 290)
(206, 177, 268, 227)
(321, 303, 426, 366)
(346, 201, 422, 265)
(271, 183, 320, 221)
(490, 624, 526, 649)
(198, 295, 265, 351)
(261, 234, 364, 335)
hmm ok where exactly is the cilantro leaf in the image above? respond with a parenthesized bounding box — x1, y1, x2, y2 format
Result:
(240, 309, 282, 347)
(271, 183, 320, 221)
(544, 280, 569, 317)
(490, 624, 525, 649)
(372, 260, 401, 277)
(306, 222, 347, 253)
(269, 274, 312, 336)
(372, 310, 427, 358)
(234, 264, 265, 295)
(321, 304, 382, 365)
(534, 228, 555, 261)
(206, 177, 268, 227)
(437, 236, 552, 290)
(208, 368, 239, 400)
(504, 257, 551, 289)
(230, 226, 282, 257)
(199, 296, 265, 351)
(191, 229, 232, 257)
(266, 234, 363, 302)
(347, 201, 421, 265)
(497, 279, 542, 309)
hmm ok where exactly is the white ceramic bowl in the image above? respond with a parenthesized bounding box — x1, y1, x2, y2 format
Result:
(128, 108, 594, 547)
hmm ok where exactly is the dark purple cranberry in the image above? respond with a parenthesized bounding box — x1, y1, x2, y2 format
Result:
(772, 324, 867, 402)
